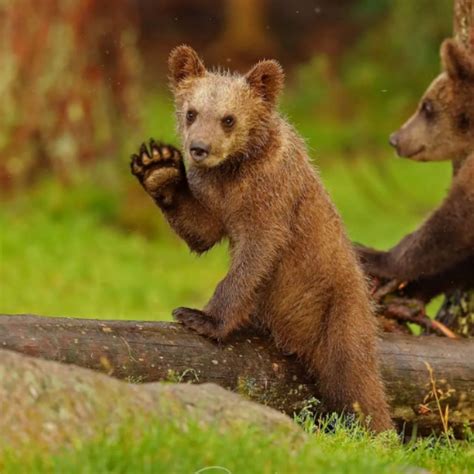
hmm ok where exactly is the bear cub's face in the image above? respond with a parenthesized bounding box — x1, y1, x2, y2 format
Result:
(168, 46, 284, 168)
(390, 39, 474, 162)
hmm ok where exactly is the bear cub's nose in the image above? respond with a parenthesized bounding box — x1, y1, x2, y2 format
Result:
(190, 141, 211, 162)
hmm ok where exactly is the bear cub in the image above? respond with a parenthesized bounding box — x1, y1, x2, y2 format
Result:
(131, 46, 392, 432)
(358, 39, 474, 295)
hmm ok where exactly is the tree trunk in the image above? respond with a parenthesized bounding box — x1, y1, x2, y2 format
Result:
(452, 0, 473, 177)
(208, 0, 276, 68)
(453, 0, 473, 46)
(0, 0, 141, 190)
(0, 314, 472, 436)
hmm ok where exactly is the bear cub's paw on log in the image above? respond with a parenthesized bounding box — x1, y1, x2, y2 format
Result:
(172, 307, 224, 339)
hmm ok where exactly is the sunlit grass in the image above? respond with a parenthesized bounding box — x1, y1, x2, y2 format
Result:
(1, 413, 472, 474)
(0, 151, 449, 320)
(0, 178, 227, 320)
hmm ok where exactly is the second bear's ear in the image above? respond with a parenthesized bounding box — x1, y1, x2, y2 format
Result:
(441, 39, 474, 81)
(168, 45, 206, 88)
(245, 60, 284, 105)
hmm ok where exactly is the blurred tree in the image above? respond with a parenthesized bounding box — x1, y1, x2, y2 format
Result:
(208, 0, 276, 68)
(453, 0, 473, 47)
(0, 0, 142, 190)
(135, 0, 365, 73)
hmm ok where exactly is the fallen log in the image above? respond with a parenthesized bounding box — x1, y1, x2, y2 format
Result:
(0, 314, 473, 436)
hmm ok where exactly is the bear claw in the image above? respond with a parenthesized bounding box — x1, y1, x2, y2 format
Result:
(130, 139, 184, 197)
(172, 307, 222, 339)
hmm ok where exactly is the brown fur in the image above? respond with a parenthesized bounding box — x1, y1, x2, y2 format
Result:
(131, 45, 392, 432)
(358, 39, 474, 286)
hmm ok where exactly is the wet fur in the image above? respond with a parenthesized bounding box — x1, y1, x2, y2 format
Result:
(131, 46, 392, 432)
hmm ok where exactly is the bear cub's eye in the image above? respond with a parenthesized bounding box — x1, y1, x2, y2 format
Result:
(221, 115, 236, 129)
(420, 99, 435, 119)
(186, 109, 197, 125)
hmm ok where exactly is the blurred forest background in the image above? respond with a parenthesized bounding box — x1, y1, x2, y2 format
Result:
(0, 0, 453, 320)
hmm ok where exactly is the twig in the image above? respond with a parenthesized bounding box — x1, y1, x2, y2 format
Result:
(382, 299, 458, 339)
(424, 362, 452, 445)
(368, 275, 459, 338)
(372, 279, 404, 301)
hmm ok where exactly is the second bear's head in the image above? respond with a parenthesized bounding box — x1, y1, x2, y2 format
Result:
(168, 45, 284, 168)
(389, 39, 474, 162)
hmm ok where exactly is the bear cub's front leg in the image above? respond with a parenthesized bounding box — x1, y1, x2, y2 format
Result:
(131, 139, 185, 207)
(132, 140, 227, 340)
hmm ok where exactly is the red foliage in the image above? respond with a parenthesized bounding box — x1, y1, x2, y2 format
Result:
(0, 0, 142, 189)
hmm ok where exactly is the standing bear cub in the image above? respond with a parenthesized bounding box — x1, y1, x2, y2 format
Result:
(357, 39, 474, 295)
(131, 46, 392, 432)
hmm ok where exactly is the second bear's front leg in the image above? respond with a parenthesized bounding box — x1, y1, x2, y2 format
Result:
(355, 244, 394, 279)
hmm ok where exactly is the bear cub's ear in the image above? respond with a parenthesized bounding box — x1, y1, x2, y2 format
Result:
(245, 60, 285, 105)
(441, 39, 474, 81)
(168, 45, 206, 88)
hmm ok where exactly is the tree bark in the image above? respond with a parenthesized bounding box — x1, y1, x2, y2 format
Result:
(0, 314, 472, 436)
(453, 0, 473, 47)
(452, 0, 473, 177)
(208, 0, 276, 68)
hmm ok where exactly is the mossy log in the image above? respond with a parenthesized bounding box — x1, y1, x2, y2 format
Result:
(0, 349, 303, 452)
(0, 314, 472, 436)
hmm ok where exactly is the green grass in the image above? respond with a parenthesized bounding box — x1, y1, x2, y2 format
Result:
(0, 155, 449, 319)
(0, 174, 227, 320)
(1, 415, 473, 474)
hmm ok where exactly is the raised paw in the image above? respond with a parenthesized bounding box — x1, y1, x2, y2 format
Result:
(130, 139, 184, 203)
(172, 307, 223, 339)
